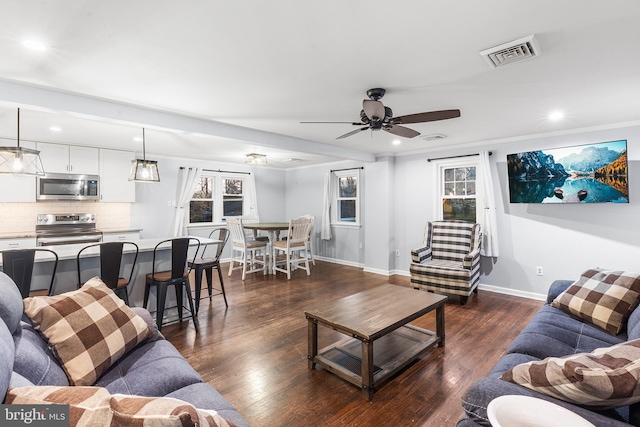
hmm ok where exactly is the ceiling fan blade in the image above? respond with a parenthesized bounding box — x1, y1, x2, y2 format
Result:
(336, 126, 369, 140)
(300, 121, 365, 125)
(392, 109, 461, 124)
(363, 100, 385, 120)
(384, 125, 420, 139)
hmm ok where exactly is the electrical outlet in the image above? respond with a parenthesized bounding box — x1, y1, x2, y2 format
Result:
(395, 249, 400, 257)
(536, 266, 544, 276)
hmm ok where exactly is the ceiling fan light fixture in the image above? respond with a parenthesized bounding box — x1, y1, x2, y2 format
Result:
(0, 108, 45, 176)
(129, 128, 160, 182)
(245, 153, 267, 165)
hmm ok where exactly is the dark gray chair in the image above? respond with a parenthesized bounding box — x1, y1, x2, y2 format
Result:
(143, 237, 200, 332)
(0, 248, 59, 297)
(77, 241, 139, 305)
(189, 227, 230, 314)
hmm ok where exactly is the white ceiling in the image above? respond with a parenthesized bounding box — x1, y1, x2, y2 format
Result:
(1, 1, 639, 169)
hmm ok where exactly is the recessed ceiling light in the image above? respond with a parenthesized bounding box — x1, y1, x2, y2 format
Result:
(549, 110, 564, 121)
(392, 139, 401, 146)
(21, 39, 47, 51)
(49, 126, 61, 132)
(133, 137, 143, 142)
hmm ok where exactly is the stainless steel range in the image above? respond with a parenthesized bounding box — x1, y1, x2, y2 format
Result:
(36, 213, 103, 246)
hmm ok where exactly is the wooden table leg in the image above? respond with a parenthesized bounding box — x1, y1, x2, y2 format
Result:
(307, 317, 317, 369)
(436, 303, 445, 347)
(362, 339, 374, 401)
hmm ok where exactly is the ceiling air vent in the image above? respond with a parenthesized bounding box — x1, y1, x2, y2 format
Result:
(479, 34, 541, 69)
(421, 133, 447, 141)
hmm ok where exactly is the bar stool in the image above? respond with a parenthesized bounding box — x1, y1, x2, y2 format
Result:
(77, 242, 139, 305)
(143, 237, 200, 332)
(0, 248, 59, 297)
(188, 227, 230, 314)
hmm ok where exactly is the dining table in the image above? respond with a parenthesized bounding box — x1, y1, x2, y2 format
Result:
(243, 222, 290, 242)
(243, 222, 290, 273)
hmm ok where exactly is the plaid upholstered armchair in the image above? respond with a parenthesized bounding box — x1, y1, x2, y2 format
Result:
(410, 220, 482, 305)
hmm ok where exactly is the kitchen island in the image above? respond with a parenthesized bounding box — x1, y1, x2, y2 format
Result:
(0, 236, 214, 309)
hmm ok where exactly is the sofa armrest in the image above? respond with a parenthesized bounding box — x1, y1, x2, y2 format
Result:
(411, 246, 432, 263)
(546, 280, 575, 304)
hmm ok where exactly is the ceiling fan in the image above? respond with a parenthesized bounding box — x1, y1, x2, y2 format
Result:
(301, 88, 461, 140)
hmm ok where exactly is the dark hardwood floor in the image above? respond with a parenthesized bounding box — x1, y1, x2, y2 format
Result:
(162, 261, 543, 426)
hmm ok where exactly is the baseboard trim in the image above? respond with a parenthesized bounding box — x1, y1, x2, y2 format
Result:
(314, 255, 363, 269)
(478, 284, 546, 301)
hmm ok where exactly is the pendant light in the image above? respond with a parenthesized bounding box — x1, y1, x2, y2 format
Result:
(0, 108, 45, 175)
(129, 128, 160, 182)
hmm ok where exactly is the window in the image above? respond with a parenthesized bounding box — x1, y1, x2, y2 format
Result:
(223, 178, 244, 216)
(189, 176, 214, 223)
(436, 161, 477, 222)
(188, 172, 251, 225)
(333, 169, 360, 226)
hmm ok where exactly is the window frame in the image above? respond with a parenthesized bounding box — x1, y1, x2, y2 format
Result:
(332, 169, 361, 228)
(432, 157, 480, 223)
(188, 171, 251, 226)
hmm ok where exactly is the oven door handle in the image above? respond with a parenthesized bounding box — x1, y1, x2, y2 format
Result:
(37, 235, 103, 246)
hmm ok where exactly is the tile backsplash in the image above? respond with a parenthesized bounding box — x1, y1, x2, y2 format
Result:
(0, 202, 131, 233)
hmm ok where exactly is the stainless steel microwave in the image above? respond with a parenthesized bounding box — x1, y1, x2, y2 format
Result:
(37, 173, 100, 201)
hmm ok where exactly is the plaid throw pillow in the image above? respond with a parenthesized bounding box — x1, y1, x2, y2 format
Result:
(551, 268, 640, 335)
(5, 386, 233, 427)
(501, 338, 640, 409)
(23, 277, 152, 386)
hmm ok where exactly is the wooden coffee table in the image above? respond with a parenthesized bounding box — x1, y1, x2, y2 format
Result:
(305, 284, 446, 400)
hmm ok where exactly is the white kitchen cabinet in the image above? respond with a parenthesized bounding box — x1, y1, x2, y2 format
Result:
(102, 231, 140, 242)
(37, 143, 99, 175)
(99, 149, 136, 202)
(0, 141, 37, 202)
(0, 237, 36, 250)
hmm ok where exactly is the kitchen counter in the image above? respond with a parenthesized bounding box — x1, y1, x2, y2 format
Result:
(0, 232, 37, 239)
(1, 236, 215, 307)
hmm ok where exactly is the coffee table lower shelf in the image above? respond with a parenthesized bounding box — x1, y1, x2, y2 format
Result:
(311, 324, 440, 398)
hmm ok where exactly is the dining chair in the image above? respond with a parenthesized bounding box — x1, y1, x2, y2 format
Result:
(188, 227, 230, 314)
(143, 237, 200, 332)
(238, 215, 270, 242)
(300, 214, 316, 266)
(76, 241, 139, 305)
(227, 217, 268, 280)
(0, 248, 59, 297)
(272, 216, 312, 279)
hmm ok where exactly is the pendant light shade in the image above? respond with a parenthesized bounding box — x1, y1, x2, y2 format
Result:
(0, 108, 45, 176)
(129, 128, 160, 182)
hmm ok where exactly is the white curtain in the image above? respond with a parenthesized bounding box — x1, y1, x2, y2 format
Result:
(246, 172, 259, 219)
(478, 151, 499, 257)
(170, 167, 202, 237)
(321, 171, 334, 240)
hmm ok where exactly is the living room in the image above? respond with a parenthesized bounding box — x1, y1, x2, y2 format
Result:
(2, 2, 640, 426)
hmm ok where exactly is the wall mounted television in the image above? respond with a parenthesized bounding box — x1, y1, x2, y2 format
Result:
(507, 139, 628, 203)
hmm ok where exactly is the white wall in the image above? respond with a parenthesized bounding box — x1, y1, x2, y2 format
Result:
(131, 156, 286, 239)
(393, 124, 640, 298)
(284, 161, 365, 266)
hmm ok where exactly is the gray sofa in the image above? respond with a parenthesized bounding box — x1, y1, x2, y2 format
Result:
(0, 272, 249, 427)
(458, 279, 640, 427)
